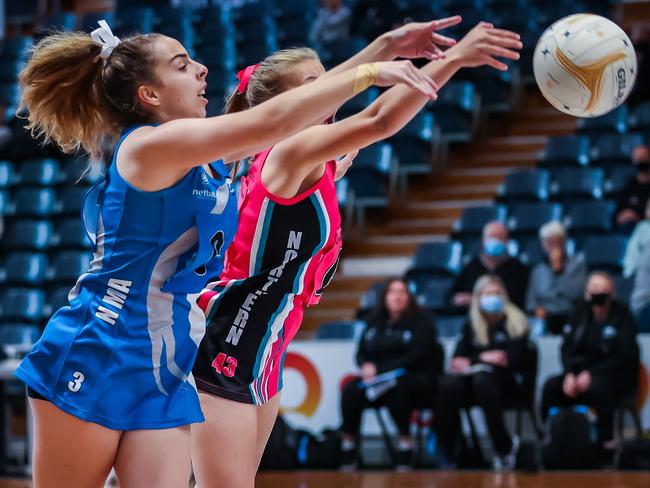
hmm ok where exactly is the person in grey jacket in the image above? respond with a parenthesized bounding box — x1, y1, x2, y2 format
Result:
(631, 245, 650, 331)
(526, 221, 587, 334)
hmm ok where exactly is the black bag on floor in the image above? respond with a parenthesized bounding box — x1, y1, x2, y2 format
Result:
(617, 438, 650, 470)
(259, 415, 297, 470)
(293, 428, 342, 469)
(542, 407, 598, 469)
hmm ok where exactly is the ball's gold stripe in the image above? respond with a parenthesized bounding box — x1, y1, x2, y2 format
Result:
(555, 48, 626, 112)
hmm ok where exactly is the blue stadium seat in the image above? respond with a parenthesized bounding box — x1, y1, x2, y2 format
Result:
(590, 133, 644, 166)
(629, 101, 650, 133)
(0, 59, 23, 83)
(0, 324, 41, 357)
(615, 275, 634, 305)
(429, 81, 479, 142)
(392, 112, 436, 183)
(273, 0, 317, 19)
(234, 19, 277, 49)
(358, 281, 386, 318)
(346, 143, 394, 232)
(3, 220, 53, 250)
(507, 202, 563, 237)
(0, 161, 16, 188)
(462, 64, 517, 112)
(452, 205, 507, 239)
(49, 286, 72, 312)
(604, 165, 636, 199)
(418, 277, 455, 313)
(336, 88, 379, 120)
(577, 105, 628, 134)
(116, 6, 155, 35)
(231, 2, 271, 24)
(13, 188, 58, 217)
(0, 36, 33, 60)
(539, 135, 590, 167)
(50, 251, 91, 282)
(197, 41, 237, 71)
(583, 235, 627, 273)
(0, 82, 20, 108)
(318, 37, 367, 69)
(0, 288, 47, 322)
(79, 12, 115, 33)
(59, 185, 91, 216)
(564, 201, 615, 238)
(276, 17, 312, 46)
(435, 315, 465, 338)
(315, 320, 365, 340)
(497, 169, 550, 202)
(1, 252, 48, 285)
(38, 12, 77, 32)
(0, 190, 11, 215)
(549, 168, 604, 204)
(409, 241, 463, 277)
(19, 158, 64, 186)
(55, 219, 92, 249)
(238, 40, 277, 69)
(518, 238, 546, 266)
(63, 159, 104, 185)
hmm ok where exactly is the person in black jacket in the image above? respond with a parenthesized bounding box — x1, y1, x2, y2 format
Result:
(541, 272, 640, 450)
(451, 221, 529, 310)
(339, 277, 441, 469)
(436, 274, 530, 470)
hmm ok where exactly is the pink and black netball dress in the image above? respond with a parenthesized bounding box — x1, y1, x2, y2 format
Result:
(193, 148, 342, 404)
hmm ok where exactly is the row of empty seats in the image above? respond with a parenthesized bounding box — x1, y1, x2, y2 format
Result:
(540, 129, 649, 168)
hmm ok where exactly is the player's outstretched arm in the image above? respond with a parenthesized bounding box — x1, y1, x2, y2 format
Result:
(325, 16, 462, 78)
(122, 61, 437, 178)
(266, 22, 522, 190)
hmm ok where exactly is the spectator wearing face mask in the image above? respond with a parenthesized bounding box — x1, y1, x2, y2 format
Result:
(615, 145, 650, 235)
(526, 221, 587, 335)
(541, 272, 640, 451)
(451, 221, 529, 310)
(436, 275, 530, 470)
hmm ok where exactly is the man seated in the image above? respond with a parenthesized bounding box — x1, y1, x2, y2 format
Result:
(541, 272, 640, 454)
(451, 221, 529, 310)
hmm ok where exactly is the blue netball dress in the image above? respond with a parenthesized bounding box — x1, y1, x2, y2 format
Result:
(15, 126, 238, 430)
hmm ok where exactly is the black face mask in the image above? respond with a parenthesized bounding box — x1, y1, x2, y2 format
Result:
(637, 162, 650, 173)
(589, 293, 611, 306)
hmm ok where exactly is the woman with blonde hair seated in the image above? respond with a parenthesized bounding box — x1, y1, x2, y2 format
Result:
(435, 274, 530, 470)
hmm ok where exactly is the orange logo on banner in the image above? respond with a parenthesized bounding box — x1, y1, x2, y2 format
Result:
(281, 352, 322, 417)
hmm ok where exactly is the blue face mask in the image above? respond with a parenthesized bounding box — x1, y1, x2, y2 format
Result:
(483, 238, 507, 257)
(480, 294, 505, 314)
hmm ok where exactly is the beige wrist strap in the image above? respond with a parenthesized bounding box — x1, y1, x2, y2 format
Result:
(353, 63, 379, 95)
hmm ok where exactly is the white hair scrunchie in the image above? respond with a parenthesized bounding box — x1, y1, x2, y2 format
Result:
(91, 20, 121, 63)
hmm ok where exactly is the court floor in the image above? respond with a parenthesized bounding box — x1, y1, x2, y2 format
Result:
(1, 471, 649, 488)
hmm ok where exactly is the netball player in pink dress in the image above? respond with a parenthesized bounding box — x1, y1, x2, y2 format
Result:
(192, 20, 522, 486)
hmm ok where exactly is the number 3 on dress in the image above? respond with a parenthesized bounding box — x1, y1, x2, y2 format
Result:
(211, 353, 237, 378)
(68, 371, 85, 392)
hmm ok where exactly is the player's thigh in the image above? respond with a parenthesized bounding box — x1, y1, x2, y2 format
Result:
(254, 392, 281, 466)
(113, 425, 191, 488)
(191, 392, 258, 488)
(30, 398, 121, 488)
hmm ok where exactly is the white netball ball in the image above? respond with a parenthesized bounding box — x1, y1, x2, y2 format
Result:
(533, 14, 637, 118)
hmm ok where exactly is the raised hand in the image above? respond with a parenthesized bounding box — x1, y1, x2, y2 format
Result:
(448, 22, 522, 71)
(373, 60, 439, 99)
(383, 16, 462, 60)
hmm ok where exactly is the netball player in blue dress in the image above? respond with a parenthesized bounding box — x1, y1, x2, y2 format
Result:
(15, 20, 439, 487)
